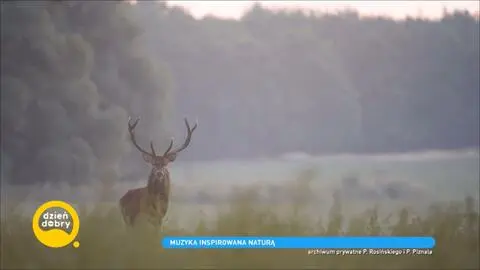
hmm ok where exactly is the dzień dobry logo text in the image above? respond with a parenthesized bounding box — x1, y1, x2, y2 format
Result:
(32, 200, 80, 248)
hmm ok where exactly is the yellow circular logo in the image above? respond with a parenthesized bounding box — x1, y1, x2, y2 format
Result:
(32, 200, 80, 248)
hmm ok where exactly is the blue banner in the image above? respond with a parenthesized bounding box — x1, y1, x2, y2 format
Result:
(162, 236, 435, 249)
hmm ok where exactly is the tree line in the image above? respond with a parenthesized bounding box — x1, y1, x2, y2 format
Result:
(1, 1, 478, 184)
(134, 3, 479, 160)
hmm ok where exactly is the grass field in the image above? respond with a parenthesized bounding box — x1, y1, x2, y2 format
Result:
(2, 170, 479, 270)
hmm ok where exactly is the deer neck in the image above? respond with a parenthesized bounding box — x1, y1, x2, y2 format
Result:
(147, 167, 170, 198)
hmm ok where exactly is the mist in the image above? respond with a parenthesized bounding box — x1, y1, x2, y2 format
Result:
(133, 2, 479, 160)
(2, 1, 479, 187)
(1, 3, 479, 268)
(1, 0, 479, 223)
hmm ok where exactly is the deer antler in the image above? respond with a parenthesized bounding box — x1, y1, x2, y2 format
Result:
(165, 118, 198, 156)
(128, 117, 157, 157)
(163, 139, 174, 156)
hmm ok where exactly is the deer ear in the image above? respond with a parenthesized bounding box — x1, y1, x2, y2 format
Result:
(142, 153, 154, 164)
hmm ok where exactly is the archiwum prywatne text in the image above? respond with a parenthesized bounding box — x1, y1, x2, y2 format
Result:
(169, 239, 276, 248)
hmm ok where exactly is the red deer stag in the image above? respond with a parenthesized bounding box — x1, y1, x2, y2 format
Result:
(119, 117, 197, 228)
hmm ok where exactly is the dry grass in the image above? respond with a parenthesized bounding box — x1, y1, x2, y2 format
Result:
(1, 170, 478, 269)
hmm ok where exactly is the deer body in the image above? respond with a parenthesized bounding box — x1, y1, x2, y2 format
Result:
(119, 187, 150, 226)
(147, 167, 171, 218)
(119, 167, 171, 226)
(119, 117, 196, 228)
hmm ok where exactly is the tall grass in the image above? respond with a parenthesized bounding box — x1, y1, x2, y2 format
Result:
(1, 169, 479, 269)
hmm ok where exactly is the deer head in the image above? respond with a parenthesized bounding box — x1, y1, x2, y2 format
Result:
(127, 117, 197, 168)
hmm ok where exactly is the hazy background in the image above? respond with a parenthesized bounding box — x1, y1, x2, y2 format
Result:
(165, 1, 480, 20)
(1, 2, 479, 269)
(1, 1, 479, 226)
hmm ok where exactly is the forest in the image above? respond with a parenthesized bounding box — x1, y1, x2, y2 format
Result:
(135, 2, 479, 159)
(1, 1, 479, 183)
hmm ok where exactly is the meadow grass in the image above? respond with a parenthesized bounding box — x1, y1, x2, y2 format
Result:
(1, 171, 479, 269)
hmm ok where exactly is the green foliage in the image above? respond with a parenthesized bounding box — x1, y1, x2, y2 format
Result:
(2, 176, 478, 269)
